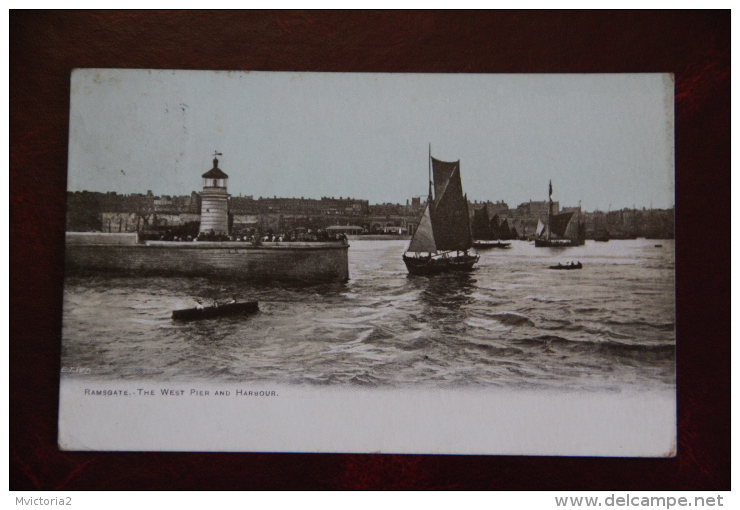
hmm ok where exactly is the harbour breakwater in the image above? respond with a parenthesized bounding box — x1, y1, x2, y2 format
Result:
(65, 233, 349, 283)
(347, 234, 411, 241)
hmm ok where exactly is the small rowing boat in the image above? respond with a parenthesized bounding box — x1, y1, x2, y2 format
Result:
(172, 301, 259, 321)
(548, 262, 582, 270)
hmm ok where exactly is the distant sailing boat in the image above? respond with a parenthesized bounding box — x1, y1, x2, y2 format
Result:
(472, 205, 511, 249)
(534, 180, 585, 247)
(403, 147, 479, 275)
(471, 204, 492, 242)
(594, 210, 610, 242)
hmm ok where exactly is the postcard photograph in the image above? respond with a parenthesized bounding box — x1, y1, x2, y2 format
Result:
(59, 70, 675, 455)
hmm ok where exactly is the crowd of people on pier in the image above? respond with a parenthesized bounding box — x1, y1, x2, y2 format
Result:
(155, 228, 348, 244)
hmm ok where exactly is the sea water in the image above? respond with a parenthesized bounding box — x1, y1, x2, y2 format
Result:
(61, 239, 675, 391)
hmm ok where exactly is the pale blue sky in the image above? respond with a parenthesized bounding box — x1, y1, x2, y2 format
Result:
(68, 70, 674, 211)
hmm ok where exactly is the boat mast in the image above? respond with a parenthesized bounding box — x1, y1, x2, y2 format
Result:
(548, 180, 553, 241)
(428, 143, 433, 203)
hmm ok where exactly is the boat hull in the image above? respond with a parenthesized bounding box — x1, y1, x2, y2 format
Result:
(65, 238, 350, 283)
(172, 301, 259, 321)
(403, 254, 479, 275)
(534, 239, 584, 248)
(473, 240, 511, 249)
(548, 263, 583, 270)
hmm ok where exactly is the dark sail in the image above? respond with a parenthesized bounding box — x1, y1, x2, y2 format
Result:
(472, 204, 492, 240)
(490, 214, 501, 240)
(550, 211, 574, 238)
(431, 157, 458, 201)
(430, 157, 473, 251)
(498, 218, 512, 239)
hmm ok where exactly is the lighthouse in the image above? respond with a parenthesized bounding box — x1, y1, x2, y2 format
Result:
(199, 153, 230, 235)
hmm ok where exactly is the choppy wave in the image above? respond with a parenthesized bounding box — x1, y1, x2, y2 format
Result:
(62, 239, 676, 390)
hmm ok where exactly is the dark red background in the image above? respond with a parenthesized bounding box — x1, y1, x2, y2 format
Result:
(10, 11, 730, 490)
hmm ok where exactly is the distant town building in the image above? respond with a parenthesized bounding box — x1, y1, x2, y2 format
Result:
(517, 200, 559, 219)
(469, 200, 510, 219)
(325, 225, 364, 235)
(488, 200, 510, 216)
(64, 166, 674, 240)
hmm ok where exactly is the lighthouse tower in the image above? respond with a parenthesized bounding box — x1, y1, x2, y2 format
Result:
(199, 154, 230, 235)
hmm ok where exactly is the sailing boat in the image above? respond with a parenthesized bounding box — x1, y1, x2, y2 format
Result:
(593, 210, 609, 241)
(534, 180, 585, 247)
(472, 206, 511, 249)
(403, 148, 479, 275)
(471, 204, 492, 242)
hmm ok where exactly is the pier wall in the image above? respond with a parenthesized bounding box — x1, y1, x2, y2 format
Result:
(66, 232, 139, 245)
(347, 235, 411, 241)
(65, 238, 349, 283)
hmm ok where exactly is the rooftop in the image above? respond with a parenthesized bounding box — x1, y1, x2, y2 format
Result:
(202, 157, 229, 179)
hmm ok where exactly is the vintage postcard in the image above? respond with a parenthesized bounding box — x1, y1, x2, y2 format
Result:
(59, 70, 675, 455)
